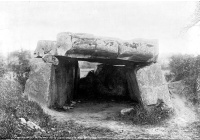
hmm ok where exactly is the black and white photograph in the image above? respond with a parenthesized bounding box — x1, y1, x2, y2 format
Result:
(0, 0, 200, 139)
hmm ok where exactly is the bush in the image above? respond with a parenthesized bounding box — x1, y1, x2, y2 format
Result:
(0, 56, 6, 77)
(117, 104, 173, 125)
(0, 77, 116, 138)
(7, 50, 31, 91)
(0, 78, 51, 138)
(166, 54, 200, 103)
(168, 54, 196, 81)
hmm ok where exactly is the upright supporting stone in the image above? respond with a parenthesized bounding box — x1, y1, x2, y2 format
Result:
(136, 63, 172, 108)
(73, 60, 80, 99)
(24, 58, 57, 107)
(126, 68, 142, 104)
(54, 57, 79, 107)
(25, 56, 79, 108)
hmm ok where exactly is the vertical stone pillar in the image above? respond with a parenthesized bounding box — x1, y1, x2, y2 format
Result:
(54, 58, 79, 107)
(126, 67, 142, 104)
(136, 63, 172, 108)
(73, 60, 80, 99)
(24, 58, 57, 108)
(25, 56, 79, 108)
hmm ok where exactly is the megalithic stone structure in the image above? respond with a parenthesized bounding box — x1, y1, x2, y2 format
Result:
(24, 32, 172, 109)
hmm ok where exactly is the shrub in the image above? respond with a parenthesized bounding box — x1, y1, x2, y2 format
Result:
(117, 104, 173, 125)
(0, 56, 6, 77)
(166, 54, 200, 103)
(168, 54, 196, 81)
(0, 78, 51, 138)
(7, 49, 31, 91)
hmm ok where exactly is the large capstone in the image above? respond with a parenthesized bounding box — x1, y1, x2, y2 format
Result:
(34, 32, 158, 64)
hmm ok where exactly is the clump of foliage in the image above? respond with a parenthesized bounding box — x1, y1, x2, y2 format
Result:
(0, 56, 6, 77)
(0, 77, 116, 138)
(166, 54, 200, 103)
(0, 78, 51, 138)
(117, 104, 173, 125)
(7, 49, 31, 91)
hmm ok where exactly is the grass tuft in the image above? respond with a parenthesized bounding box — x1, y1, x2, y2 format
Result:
(116, 104, 174, 125)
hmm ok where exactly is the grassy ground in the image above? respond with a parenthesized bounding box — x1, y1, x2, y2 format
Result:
(114, 104, 174, 125)
(1, 77, 200, 139)
(0, 77, 117, 138)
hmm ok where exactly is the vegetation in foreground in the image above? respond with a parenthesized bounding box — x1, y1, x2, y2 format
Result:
(0, 50, 116, 138)
(164, 54, 200, 104)
(114, 103, 173, 125)
(1, 49, 200, 138)
(0, 77, 116, 138)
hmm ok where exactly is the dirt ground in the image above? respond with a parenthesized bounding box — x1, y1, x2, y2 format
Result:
(43, 95, 200, 139)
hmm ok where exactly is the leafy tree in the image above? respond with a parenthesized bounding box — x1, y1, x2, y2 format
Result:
(7, 50, 31, 91)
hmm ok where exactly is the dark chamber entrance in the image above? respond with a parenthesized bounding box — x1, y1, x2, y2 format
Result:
(75, 62, 140, 104)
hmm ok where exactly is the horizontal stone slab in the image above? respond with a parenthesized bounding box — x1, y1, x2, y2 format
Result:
(34, 32, 158, 64)
(34, 40, 57, 57)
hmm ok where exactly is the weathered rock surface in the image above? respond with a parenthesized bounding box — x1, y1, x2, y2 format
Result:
(34, 40, 57, 57)
(126, 68, 142, 103)
(34, 32, 158, 64)
(54, 58, 78, 107)
(26, 121, 42, 130)
(24, 57, 79, 108)
(136, 63, 172, 107)
(19, 118, 27, 125)
(24, 58, 56, 107)
(19, 118, 45, 132)
(26, 32, 173, 110)
(120, 108, 135, 115)
(42, 54, 59, 65)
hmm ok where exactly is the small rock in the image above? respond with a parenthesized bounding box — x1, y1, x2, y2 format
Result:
(27, 121, 41, 130)
(71, 101, 76, 104)
(70, 101, 76, 106)
(120, 108, 134, 115)
(51, 128, 56, 131)
(41, 129, 46, 133)
(63, 106, 73, 110)
(19, 118, 26, 125)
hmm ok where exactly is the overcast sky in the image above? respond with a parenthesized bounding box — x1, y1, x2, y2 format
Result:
(0, 1, 198, 56)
